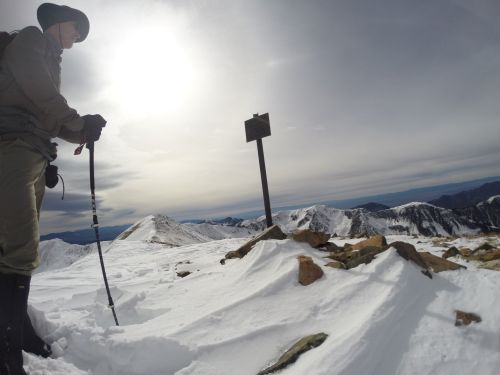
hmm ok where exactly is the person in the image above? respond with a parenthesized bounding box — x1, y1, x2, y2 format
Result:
(0, 3, 106, 374)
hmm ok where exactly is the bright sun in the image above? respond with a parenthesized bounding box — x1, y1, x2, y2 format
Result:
(105, 25, 197, 116)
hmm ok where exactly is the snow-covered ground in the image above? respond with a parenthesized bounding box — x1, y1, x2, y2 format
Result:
(26, 234, 500, 375)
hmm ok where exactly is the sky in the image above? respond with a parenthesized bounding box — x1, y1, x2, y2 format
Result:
(1, 0, 500, 234)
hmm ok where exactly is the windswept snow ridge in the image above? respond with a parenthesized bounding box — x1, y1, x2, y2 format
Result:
(28, 234, 500, 374)
(116, 215, 257, 245)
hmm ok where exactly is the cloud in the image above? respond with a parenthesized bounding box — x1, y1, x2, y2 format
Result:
(2, 0, 500, 233)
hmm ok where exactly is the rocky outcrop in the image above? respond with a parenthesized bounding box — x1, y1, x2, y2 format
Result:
(389, 241, 432, 278)
(349, 235, 387, 251)
(223, 225, 287, 261)
(419, 252, 466, 272)
(479, 259, 500, 271)
(455, 310, 482, 327)
(257, 333, 328, 375)
(325, 235, 388, 270)
(292, 229, 330, 248)
(442, 246, 459, 259)
(324, 260, 346, 269)
(297, 256, 324, 286)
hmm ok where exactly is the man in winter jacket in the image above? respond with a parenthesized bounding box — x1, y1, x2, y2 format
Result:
(0, 3, 106, 374)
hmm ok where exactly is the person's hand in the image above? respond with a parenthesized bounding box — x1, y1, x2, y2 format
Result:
(82, 114, 106, 142)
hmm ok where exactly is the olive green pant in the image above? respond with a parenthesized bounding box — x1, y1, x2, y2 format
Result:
(0, 138, 46, 276)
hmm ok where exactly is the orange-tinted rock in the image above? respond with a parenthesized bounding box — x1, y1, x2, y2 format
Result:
(351, 235, 387, 251)
(297, 256, 324, 286)
(224, 225, 287, 260)
(292, 229, 331, 248)
(419, 252, 466, 272)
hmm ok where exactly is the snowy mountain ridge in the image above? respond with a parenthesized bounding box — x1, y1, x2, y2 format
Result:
(115, 197, 500, 246)
(116, 214, 258, 246)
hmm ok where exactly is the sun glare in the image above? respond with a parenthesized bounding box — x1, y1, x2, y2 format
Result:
(105, 25, 197, 116)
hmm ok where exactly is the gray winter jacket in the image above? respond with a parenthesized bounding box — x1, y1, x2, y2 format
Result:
(0, 26, 84, 159)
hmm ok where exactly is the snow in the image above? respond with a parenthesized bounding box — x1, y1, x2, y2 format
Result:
(486, 195, 500, 204)
(25, 233, 500, 374)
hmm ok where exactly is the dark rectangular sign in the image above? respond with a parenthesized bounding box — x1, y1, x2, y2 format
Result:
(245, 113, 271, 142)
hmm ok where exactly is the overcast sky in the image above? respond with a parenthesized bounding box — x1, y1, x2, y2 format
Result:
(2, 0, 500, 234)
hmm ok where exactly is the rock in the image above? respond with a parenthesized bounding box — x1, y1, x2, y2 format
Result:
(477, 250, 500, 262)
(292, 229, 330, 248)
(459, 248, 472, 257)
(455, 310, 482, 327)
(176, 271, 191, 278)
(257, 333, 328, 375)
(351, 235, 387, 251)
(324, 246, 386, 270)
(479, 259, 500, 271)
(389, 241, 430, 271)
(344, 252, 377, 269)
(297, 256, 324, 286)
(442, 246, 460, 259)
(318, 242, 343, 253)
(419, 252, 466, 272)
(224, 225, 287, 260)
(324, 260, 346, 269)
(473, 242, 495, 253)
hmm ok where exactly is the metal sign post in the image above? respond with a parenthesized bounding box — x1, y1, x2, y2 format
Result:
(245, 113, 273, 227)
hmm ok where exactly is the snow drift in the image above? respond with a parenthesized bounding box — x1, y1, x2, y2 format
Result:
(27, 234, 500, 374)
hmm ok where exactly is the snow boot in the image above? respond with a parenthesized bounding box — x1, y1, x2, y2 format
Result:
(0, 273, 30, 375)
(22, 315, 51, 358)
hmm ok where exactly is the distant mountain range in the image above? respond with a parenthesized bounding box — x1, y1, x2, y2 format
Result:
(428, 181, 500, 209)
(113, 195, 500, 247)
(41, 177, 500, 243)
(40, 224, 130, 245)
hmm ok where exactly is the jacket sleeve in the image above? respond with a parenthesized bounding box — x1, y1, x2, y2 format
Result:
(4, 27, 84, 135)
(57, 126, 85, 144)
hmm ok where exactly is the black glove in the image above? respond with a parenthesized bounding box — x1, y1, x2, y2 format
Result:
(82, 114, 106, 142)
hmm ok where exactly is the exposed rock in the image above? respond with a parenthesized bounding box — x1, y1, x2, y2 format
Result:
(257, 333, 328, 375)
(297, 256, 324, 286)
(473, 242, 495, 253)
(419, 252, 466, 272)
(389, 241, 429, 270)
(344, 252, 377, 269)
(479, 259, 500, 271)
(474, 250, 500, 262)
(292, 229, 330, 248)
(351, 235, 387, 251)
(459, 248, 472, 257)
(176, 271, 191, 278)
(224, 225, 287, 260)
(442, 246, 460, 259)
(455, 310, 482, 327)
(324, 260, 346, 269)
(324, 245, 387, 270)
(318, 242, 343, 253)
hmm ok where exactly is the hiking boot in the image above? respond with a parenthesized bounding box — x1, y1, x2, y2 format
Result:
(23, 314, 51, 359)
(0, 273, 30, 375)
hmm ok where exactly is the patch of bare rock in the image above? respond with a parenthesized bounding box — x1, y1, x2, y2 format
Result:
(257, 333, 328, 375)
(455, 310, 482, 327)
(439, 239, 500, 269)
(297, 256, 324, 286)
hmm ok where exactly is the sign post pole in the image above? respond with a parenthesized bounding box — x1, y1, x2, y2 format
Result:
(245, 113, 273, 227)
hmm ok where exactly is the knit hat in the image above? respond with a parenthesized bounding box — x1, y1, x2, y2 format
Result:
(37, 3, 89, 42)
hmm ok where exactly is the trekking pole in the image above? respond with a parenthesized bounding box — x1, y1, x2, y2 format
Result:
(87, 141, 119, 326)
